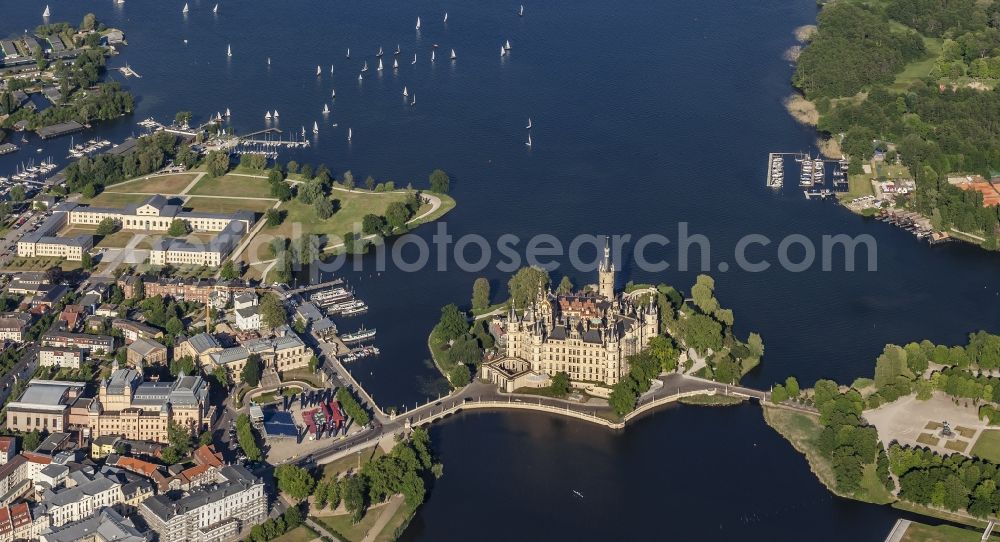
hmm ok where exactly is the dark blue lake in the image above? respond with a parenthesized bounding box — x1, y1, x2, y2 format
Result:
(4, 0, 999, 539)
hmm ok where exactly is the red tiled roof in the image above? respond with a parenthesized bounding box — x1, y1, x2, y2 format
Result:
(192, 444, 223, 468)
(9, 503, 30, 529)
(0, 437, 14, 453)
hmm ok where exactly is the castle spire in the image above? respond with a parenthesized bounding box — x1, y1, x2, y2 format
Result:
(598, 235, 615, 300)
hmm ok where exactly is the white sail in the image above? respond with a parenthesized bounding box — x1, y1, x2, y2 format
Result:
(348, 128, 352, 141)
(393, 58, 398, 69)
(182, 2, 189, 13)
(526, 134, 532, 147)
(416, 16, 421, 29)
(501, 46, 506, 57)
(378, 58, 383, 71)
(225, 108, 231, 117)
(227, 44, 232, 57)
(505, 40, 511, 50)
(346, 48, 350, 58)
(265, 111, 271, 120)
(411, 94, 415, 106)
(267, 57, 271, 65)
(313, 121, 319, 133)
(412, 53, 417, 64)
(213, 3, 218, 13)
(519, 4, 524, 16)
(395, 44, 401, 55)
(403, 86, 408, 97)
(444, 12, 448, 23)
(377, 46, 383, 57)
(323, 104, 330, 114)
(431, 50, 435, 61)
(358, 73, 362, 81)
(526, 118, 532, 129)
(330, 64, 334, 74)
(274, 109, 279, 118)
(450, 49, 456, 60)
(332, 88, 336, 98)
(362, 61, 368, 72)
(316, 65, 322, 75)
(42, 5, 50, 17)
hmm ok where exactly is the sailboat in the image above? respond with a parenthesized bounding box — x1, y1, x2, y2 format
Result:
(411, 53, 417, 64)
(519, 4, 524, 16)
(346, 48, 351, 58)
(526, 118, 532, 129)
(347, 127, 352, 141)
(182, 2, 189, 13)
(357, 73, 362, 81)
(450, 49, 456, 60)
(525, 134, 532, 147)
(330, 64, 334, 74)
(444, 12, 448, 23)
(264, 111, 272, 120)
(225, 108, 231, 117)
(316, 65, 322, 76)
(377, 58, 383, 71)
(313, 121, 319, 134)
(273, 109, 279, 118)
(403, 86, 408, 97)
(331, 88, 336, 98)
(500, 46, 506, 57)
(213, 3, 218, 13)
(505, 40, 512, 50)
(42, 5, 50, 17)
(267, 57, 271, 66)
(415, 16, 421, 29)
(301, 126, 306, 137)
(393, 58, 398, 69)
(431, 50, 436, 62)
(376, 46, 383, 57)
(227, 44, 232, 57)
(323, 104, 330, 114)
(410, 94, 416, 106)
(395, 44, 401, 55)
(361, 61, 368, 72)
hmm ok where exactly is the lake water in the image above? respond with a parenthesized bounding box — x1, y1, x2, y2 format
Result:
(4, 0, 999, 539)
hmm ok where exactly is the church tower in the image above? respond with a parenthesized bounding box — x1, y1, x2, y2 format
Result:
(598, 236, 615, 300)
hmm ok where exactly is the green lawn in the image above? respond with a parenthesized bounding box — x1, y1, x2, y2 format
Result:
(971, 429, 1000, 463)
(762, 405, 894, 504)
(184, 196, 276, 215)
(269, 525, 318, 542)
(82, 192, 153, 207)
(313, 511, 382, 542)
(110, 173, 199, 194)
(901, 521, 1000, 542)
(893, 501, 993, 530)
(270, 189, 414, 240)
(373, 503, 417, 542)
(892, 35, 943, 92)
(320, 445, 383, 480)
(188, 174, 277, 198)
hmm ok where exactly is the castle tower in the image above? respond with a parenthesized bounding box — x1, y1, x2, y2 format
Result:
(598, 236, 615, 300)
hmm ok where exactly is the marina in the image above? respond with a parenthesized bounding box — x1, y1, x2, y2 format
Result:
(765, 152, 850, 199)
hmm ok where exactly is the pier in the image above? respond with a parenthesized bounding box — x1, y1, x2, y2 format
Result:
(117, 64, 141, 78)
(281, 278, 345, 298)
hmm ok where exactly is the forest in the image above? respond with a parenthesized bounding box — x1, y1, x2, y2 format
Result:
(796, 0, 1000, 246)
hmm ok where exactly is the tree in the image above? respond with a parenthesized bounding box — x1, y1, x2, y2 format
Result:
(174, 111, 193, 126)
(167, 421, 192, 457)
(167, 219, 190, 237)
(771, 384, 789, 403)
(556, 275, 574, 295)
(507, 266, 550, 309)
(429, 169, 450, 193)
(609, 384, 637, 416)
(342, 476, 367, 524)
(449, 364, 471, 386)
(691, 274, 719, 315)
(471, 278, 490, 311)
(9, 185, 25, 203)
(365, 175, 376, 191)
(314, 197, 334, 219)
(286, 161, 299, 174)
(205, 151, 230, 177)
(785, 376, 800, 397)
(271, 181, 292, 201)
(96, 218, 118, 235)
(361, 214, 384, 235)
(385, 201, 411, 229)
(259, 293, 287, 329)
(275, 464, 315, 500)
(166, 316, 184, 336)
(21, 431, 41, 452)
(342, 170, 355, 189)
(219, 260, 240, 280)
(242, 354, 262, 387)
(81, 251, 93, 270)
(80, 12, 98, 31)
(437, 304, 468, 342)
(551, 372, 571, 397)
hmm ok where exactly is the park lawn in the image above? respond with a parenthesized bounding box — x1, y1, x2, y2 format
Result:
(410, 192, 456, 227)
(762, 405, 894, 505)
(58, 227, 137, 249)
(840, 173, 875, 200)
(971, 429, 1000, 463)
(513, 386, 570, 399)
(320, 445, 384, 480)
(373, 503, 417, 542)
(269, 525, 318, 542)
(82, 192, 152, 207)
(313, 505, 388, 542)
(892, 35, 944, 92)
(110, 173, 198, 194)
(900, 521, 1000, 542)
(184, 196, 276, 215)
(270, 189, 413, 240)
(893, 501, 992, 530)
(188, 174, 276, 198)
(281, 368, 324, 388)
